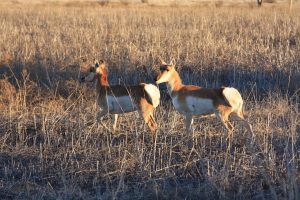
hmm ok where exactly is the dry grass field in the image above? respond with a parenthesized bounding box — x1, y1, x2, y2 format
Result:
(0, 1, 300, 199)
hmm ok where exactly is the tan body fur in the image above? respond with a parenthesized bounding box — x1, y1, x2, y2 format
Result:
(82, 60, 160, 134)
(156, 59, 252, 135)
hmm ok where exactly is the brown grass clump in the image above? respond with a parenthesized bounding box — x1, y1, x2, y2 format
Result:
(0, 79, 16, 110)
(0, 2, 300, 199)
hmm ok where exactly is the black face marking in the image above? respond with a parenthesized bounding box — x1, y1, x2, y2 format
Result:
(160, 65, 169, 72)
(90, 67, 95, 72)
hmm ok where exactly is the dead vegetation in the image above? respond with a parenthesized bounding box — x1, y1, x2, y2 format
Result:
(0, 2, 299, 199)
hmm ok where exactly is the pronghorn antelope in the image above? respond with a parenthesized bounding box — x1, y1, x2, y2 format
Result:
(155, 59, 253, 136)
(81, 60, 160, 134)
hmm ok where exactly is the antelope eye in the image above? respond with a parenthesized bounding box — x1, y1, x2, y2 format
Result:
(159, 66, 164, 71)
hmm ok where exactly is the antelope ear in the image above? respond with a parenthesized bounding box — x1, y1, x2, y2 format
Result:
(169, 58, 176, 67)
(158, 56, 167, 65)
(99, 60, 107, 70)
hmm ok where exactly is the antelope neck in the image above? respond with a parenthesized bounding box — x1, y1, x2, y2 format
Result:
(97, 72, 109, 87)
(166, 71, 183, 96)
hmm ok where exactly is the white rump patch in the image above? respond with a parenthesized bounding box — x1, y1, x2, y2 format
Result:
(222, 87, 243, 108)
(144, 84, 160, 108)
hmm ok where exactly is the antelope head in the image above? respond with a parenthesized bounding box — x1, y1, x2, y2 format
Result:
(81, 60, 106, 82)
(155, 58, 176, 84)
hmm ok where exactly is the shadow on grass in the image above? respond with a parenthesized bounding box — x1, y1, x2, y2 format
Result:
(1, 54, 299, 102)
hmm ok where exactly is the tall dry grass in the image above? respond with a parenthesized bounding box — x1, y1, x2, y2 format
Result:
(0, 2, 299, 199)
